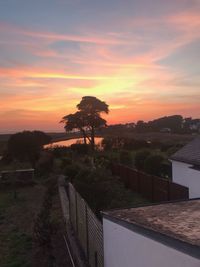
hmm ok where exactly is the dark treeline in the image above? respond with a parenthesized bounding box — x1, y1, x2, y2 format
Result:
(103, 115, 200, 134)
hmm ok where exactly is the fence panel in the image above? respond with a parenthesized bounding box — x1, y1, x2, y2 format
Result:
(68, 183, 77, 231)
(128, 169, 139, 192)
(169, 182, 189, 200)
(139, 173, 153, 201)
(120, 166, 129, 187)
(111, 164, 189, 202)
(76, 191, 88, 256)
(68, 183, 104, 267)
(119, 165, 125, 180)
(87, 206, 104, 267)
(152, 177, 169, 202)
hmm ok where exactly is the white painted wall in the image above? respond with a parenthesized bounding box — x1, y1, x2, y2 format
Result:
(172, 160, 200, 198)
(103, 218, 200, 267)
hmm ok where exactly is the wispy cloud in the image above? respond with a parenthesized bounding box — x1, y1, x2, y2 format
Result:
(0, 1, 200, 131)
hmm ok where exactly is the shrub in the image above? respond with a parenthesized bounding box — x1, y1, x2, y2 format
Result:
(63, 163, 82, 181)
(134, 149, 151, 170)
(143, 154, 165, 176)
(119, 150, 132, 166)
(70, 143, 90, 154)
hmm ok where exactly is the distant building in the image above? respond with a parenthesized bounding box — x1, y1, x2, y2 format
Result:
(190, 122, 200, 132)
(170, 137, 200, 198)
(103, 200, 200, 267)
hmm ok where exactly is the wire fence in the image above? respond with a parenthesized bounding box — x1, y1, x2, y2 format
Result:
(68, 183, 104, 267)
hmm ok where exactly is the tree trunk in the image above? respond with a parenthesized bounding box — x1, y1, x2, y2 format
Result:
(80, 128, 90, 145)
(91, 126, 95, 150)
(81, 129, 87, 144)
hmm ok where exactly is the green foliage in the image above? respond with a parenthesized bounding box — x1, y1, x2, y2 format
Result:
(149, 115, 183, 132)
(35, 151, 54, 177)
(63, 163, 82, 181)
(7, 131, 51, 166)
(134, 149, 151, 170)
(61, 96, 109, 150)
(70, 143, 90, 154)
(33, 180, 56, 247)
(3, 231, 32, 267)
(119, 150, 132, 166)
(48, 146, 71, 158)
(73, 167, 147, 215)
(102, 137, 149, 151)
(143, 154, 165, 176)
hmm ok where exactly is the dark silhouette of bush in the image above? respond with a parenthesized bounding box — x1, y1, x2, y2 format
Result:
(143, 154, 165, 176)
(135, 149, 151, 170)
(120, 150, 132, 166)
(7, 131, 51, 167)
(70, 143, 90, 154)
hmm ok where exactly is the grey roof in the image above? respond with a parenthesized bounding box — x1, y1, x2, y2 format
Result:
(103, 200, 200, 247)
(171, 137, 200, 166)
(103, 199, 200, 259)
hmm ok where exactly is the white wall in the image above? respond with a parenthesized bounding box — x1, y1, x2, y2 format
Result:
(172, 160, 200, 198)
(103, 218, 200, 267)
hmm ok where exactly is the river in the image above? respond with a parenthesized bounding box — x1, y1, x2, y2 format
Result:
(45, 137, 103, 148)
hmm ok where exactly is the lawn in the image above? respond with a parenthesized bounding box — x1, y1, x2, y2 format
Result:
(0, 185, 45, 267)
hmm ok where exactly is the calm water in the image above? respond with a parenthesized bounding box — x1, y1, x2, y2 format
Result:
(45, 137, 103, 148)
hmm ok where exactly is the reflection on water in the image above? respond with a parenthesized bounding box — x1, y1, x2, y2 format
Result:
(45, 137, 103, 148)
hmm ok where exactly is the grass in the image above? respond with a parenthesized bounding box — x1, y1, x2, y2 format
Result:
(0, 185, 45, 267)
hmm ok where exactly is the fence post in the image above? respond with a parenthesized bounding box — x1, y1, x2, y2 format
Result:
(95, 251, 98, 267)
(75, 191, 78, 234)
(85, 202, 89, 262)
(68, 185, 71, 224)
(152, 176, 155, 202)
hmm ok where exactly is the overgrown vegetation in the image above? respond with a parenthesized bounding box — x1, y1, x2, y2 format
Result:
(0, 122, 194, 266)
(0, 186, 45, 267)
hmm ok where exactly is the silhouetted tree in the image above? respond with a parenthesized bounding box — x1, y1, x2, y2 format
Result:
(7, 131, 51, 167)
(61, 96, 109, 150)
(148, 115, 183, 132)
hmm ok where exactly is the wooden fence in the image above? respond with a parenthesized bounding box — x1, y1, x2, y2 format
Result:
(111, 164, 189, 202)
(68, 183, 104, 267)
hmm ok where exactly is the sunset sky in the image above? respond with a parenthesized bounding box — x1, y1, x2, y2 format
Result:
(0, 0, 200, 133)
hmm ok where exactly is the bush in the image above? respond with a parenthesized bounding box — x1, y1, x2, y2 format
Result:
(63, 163, 82, 181)
(143, 154, 165, 176)
(119, 150, 132, 166)
(134, 149, 151, 170)
(70, 143, 90, 154)
(73, 167, 147, 215)
(35, 151, 54, 176)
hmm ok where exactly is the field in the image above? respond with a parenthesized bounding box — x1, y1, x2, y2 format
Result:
(0, 185, 45, 267)
(102, 131, 194, 144)
(0, 181, 74, 267)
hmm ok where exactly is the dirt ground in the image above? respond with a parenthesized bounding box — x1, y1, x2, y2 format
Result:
(0, 183, 73, 267)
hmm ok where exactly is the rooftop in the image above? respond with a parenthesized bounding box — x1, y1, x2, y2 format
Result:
(171, 137, 200, 166)
(103, 199, 200, 247)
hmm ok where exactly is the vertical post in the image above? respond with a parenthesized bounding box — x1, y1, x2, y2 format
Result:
(68, 185, 72, 225)
(95, 251, 98, 267)
(75, 191, 78, 234)
(85, 203, 89, 262)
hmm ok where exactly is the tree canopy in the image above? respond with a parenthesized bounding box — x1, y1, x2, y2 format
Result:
(61, 96, 109, 149)
(7, 131, 51, 167)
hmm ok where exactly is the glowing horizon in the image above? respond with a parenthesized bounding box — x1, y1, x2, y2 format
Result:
(0, 0, 200, 133)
